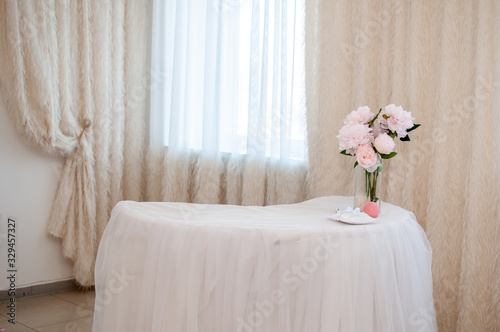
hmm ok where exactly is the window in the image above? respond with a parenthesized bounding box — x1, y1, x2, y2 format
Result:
(150, 0, 306, 161)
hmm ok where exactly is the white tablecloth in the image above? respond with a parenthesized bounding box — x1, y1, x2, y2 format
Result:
(93, 196, 437, 332)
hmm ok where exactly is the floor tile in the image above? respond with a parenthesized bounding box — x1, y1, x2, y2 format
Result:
(14, 295, 92, 328)
(51, 290, 95, 310)
(0, 321, 37, 332)
(37, 317, 93, 332)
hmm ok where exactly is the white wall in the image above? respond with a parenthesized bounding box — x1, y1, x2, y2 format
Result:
(0, 92, 73, 290)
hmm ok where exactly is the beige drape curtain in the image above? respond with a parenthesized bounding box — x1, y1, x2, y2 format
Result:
(305, 0, 500, 331)
(0, 0, 149, 286)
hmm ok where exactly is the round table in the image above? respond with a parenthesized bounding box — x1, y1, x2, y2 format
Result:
(92, 196, 437, 332)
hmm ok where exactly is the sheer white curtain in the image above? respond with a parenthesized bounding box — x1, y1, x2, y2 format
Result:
(150, 0, 306, 161)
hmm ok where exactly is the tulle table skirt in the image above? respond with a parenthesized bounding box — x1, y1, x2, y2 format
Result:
(93, 196, 437, 332)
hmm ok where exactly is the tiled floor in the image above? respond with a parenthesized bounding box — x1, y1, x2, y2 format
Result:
(0, 290, 95, 332)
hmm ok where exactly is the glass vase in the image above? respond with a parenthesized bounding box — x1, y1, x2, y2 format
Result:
(354, 164, 382, 212)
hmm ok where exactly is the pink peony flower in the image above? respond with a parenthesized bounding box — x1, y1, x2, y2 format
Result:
(380, 104, 414, 138)
(374, 133, 395, 154)
(356, 143, 380, 172)
(337, 124, 373, 155)
(344, 106, 376, 125)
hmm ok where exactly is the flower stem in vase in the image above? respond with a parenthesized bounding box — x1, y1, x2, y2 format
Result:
(366, 171, 370, 198)
(354, 164, 382, 211)
(372, 166, 381, 203)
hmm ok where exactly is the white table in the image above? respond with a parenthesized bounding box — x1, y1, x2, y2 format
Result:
(92, 196, 437, 332)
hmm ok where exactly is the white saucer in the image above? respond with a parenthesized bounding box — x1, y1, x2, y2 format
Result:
(329, 207, 379, 225)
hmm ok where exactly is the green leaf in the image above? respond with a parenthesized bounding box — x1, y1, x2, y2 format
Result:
(354, 161, 358, 168)
(400, 135, 410, 141)
(340, 149, 351, 156)
(406, 123, 421, 133)
(380, 152, 398, 159)
(389, 132, 397, 139)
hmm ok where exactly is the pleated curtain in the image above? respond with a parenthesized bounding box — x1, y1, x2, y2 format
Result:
(305, 1, 500, 331)
(0, 0, 149, 286)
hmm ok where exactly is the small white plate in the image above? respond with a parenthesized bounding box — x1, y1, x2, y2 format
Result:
(329, 207, 379, 225)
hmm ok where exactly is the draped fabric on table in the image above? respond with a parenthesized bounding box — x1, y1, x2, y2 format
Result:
(0, 0, 149, 286)
(93, 197, 437, 332)
(304, 1, 500, 331)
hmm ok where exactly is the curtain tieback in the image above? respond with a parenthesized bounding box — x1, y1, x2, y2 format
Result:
(78, 118, 92, 141)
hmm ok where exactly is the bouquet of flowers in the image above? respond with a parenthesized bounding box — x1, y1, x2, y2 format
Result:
(337, 104, 420, 216)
